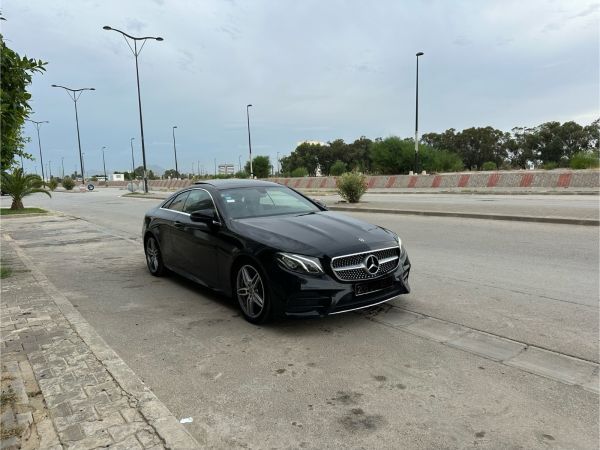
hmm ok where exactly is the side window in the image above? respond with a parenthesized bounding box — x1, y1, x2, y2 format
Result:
(183, 189, 215, 214)
(166, 191, 190, 212)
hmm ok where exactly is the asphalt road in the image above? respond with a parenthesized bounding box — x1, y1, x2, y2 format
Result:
(315, 192, 600, 220)
(2, 188, 598, 449)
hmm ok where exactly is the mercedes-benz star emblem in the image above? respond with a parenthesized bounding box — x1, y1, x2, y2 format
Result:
(364, 255, 380, 275)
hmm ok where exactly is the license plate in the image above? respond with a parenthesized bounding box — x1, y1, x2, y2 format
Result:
(354, 277, 394, 296)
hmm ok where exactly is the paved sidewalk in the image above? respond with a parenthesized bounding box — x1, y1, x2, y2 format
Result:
(0, 235, 200, 449)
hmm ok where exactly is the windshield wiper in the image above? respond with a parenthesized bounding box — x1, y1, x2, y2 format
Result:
(295, 211, 318, 217)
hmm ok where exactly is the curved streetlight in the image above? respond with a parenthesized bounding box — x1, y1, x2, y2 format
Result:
(172, 126, 179, 178)
(25, 119, 49, 182)
(103, 25, 164, 193)
(246, 104, 253, 178)
(414, 51, 424, 174)
(51, 85, 95, 184)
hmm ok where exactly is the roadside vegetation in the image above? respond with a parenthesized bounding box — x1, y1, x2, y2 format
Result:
(0, 265, 12, 279)
(0, 207, 47, 215)
(337, 172, 368, 203)
(0, 169, 51, 210)
(61, 176, 75, 190)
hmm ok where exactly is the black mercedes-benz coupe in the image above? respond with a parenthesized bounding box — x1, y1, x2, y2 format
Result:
(142, 179, 411, 323)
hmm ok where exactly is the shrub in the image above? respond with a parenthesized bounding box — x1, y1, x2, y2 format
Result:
(290, 167, 308, 178)
(542, 162, 559, 170)
(336, 172, 367, 203)
(481, 161, 497, 171)
(421, 148, 464, 173)
(234, 171, 248, 179)
(47, 178, 58, 191)
(62, 177, 75, 190)
(329, 160, 347, 176)
(570, 151, 599, 169)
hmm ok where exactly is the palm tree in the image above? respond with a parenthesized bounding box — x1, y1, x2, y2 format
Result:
(1, 168, 51, 210)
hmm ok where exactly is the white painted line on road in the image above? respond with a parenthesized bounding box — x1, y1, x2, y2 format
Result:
(364, 305, 599, 394)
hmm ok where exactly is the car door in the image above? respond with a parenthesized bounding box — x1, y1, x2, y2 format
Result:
(174, 188, 219, 287)
(160, 190, 190, 271)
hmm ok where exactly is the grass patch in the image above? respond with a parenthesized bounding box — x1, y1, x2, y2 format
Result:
(0, 424, 23, 440)
(0, 266, 12, 279)
(0, 388, 16, 407)
(0, 207, 47, 216)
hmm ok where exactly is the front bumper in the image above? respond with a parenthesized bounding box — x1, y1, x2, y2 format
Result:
(266, 251, 411, 317)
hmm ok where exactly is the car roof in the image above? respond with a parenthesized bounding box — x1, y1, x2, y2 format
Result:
(193, 179, 281, 190)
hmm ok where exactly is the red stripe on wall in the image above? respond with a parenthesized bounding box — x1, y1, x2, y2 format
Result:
(520, 173, 534, 187)
(487, 173, 500, 187)
(306, 178, 314, 189)
(293, 179, 302, 188)
(385, 176, 396, 188)
(557, 173, 572, 188)
(458, 174, 470, 187)
(320, 178, 328, 188)
(431, 176, 442, 188)
(367, 177, 376, 188)
(407, 176, 418, 188)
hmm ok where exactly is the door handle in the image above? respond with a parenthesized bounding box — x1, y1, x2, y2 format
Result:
(174, 221, 185, 229)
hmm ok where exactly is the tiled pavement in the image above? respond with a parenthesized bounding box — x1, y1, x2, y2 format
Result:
(0, 234, 200, 449)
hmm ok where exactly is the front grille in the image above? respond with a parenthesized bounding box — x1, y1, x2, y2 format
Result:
(331, 246, 400, 281)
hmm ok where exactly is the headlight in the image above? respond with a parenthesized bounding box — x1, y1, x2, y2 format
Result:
(276, 253, 323, 274)
(394, 234, 404, 254)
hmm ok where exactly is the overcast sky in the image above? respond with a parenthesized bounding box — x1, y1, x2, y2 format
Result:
(4, 0, 599, 176)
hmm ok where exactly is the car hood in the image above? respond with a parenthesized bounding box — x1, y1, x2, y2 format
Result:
(229, 211, 397, 257)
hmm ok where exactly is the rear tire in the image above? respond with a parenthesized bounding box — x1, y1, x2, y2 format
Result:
(145, 235, 166, 277)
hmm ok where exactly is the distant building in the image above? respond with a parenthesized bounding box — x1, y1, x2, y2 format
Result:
(218, 164, 235, 175)
(111, 173, 125, 182)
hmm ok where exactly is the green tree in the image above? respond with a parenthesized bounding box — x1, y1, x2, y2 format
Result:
(0, 168, 51, 209)
(329, 160, 347, 176)
(290, 167, 308, 177)
(0, 18, 47, 170)
(420, 147, 464, 172)
(245, 155, 271, 178)
(163, 169, 179, 179)
(370, 137, 414, 174)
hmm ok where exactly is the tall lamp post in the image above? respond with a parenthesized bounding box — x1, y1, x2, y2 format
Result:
(246, 104, 253, 178)
(172, 126, 179, 178)
(100, 146, 107, 184)
(61, 157, 65, 179)
(51, 85, 95, 184)
(414, 51, 424, 174)
(48, 161, 52, 179)
(25, 119, 49, 182)
(129, 138, 136, 180)
(103, 25, 164, 193)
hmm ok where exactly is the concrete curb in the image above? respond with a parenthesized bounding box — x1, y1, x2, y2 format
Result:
(327, 205, 600, 226)
(364, 305, 599, 394)
(7, 238, 203, 449)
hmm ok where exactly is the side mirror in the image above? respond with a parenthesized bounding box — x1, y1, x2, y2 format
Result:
(190, 209, 220, 227)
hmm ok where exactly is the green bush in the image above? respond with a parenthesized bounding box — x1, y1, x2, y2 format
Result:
(290, 167, 308, 178)
(47, 178, 58, 191)
(336, 172, 367, 203)
(542, 162, 559, 170)
(234, 171, 248, 179)
(62, 177, 75, 190)
(421, 148, 464, 173)
(329, 160, 347, 176)
(481, 161, 497, 171)
(570, 151, 599, 169)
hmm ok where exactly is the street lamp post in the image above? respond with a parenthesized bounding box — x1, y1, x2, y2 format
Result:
(100, 146, 107, 184)
(48, 161, 52, 179)
(172, 126, 179, 178)
(61, 157, 65, 179)
(414, 51, 424, 174)
(129, 138, 136, 181)
(51, 85, 95, 184)
(103, 25, 164, 193)
(25, 119, 49, 181)
(246, 104, 253, 178)
(277, 152, 280, 175)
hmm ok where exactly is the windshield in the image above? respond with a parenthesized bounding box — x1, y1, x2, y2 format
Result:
(219, 186, 320, 219)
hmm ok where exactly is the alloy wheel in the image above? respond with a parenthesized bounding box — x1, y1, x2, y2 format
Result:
(236, 265, 265, 319)
(145, 237, 160, 274)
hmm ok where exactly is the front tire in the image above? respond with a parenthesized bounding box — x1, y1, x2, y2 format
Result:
(235, 263, 272, 324)
(145, 235, 166, 277)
